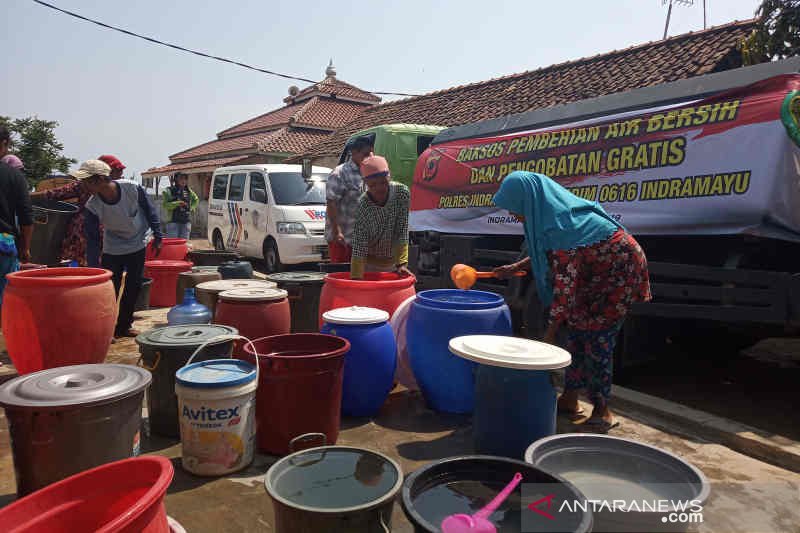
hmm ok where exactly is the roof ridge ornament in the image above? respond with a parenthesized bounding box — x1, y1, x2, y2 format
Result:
(326, 59, 336, 78)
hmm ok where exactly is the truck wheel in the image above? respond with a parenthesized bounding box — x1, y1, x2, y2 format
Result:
(212, 230, 225, 251)
(263, 239, 282, 273)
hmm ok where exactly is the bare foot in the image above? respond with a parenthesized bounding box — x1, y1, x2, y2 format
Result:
(557, 390, 582, 415)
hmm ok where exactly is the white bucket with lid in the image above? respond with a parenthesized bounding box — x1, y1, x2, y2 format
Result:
(175, 336, 259, 476)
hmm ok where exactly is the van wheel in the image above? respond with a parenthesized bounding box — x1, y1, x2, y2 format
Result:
(263, 239, 282, 273)
(212, 230, 225, 251)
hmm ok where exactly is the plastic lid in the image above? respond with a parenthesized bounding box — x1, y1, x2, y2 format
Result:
(323, 306, 389, 325)
(144, 260, 193, 270)
(218, 287, 288, 302)
(136, 324, 238, 349)
(266, 271, 326, 284)
(175, 359, 256, 389)
(0, 364, 152, 408)
(449, 335, 571, 370)
(416, 289, 506, 310)
(195, 279, 276, 293)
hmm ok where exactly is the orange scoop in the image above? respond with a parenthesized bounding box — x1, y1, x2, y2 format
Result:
(450, 263, 526, 290)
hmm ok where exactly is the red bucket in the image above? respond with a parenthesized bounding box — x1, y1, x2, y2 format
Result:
(242, 334, 349, 455)
(146, 238, 188, 261)
(318, 272, 416, 327)
(0, 455, 174, 533)
(145, 260, 193, 308)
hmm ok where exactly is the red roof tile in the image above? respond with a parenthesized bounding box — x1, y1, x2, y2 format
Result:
(288, 76, 381, 104)
(142, 155, 250, 177)
(257, 128, 333, 154)
(167, 128, 333, 163)
(170, 132, 268, 161)
(293, 20, 756, 160)
(217, 104, 305, 138)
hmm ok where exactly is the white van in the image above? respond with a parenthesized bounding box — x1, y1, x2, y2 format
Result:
(207, 164, 331, 272)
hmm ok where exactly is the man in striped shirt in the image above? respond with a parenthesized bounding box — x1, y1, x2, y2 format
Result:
(350, 156, 412, 279)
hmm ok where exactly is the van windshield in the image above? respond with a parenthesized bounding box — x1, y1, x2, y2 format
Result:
(269, 173, 327, 206)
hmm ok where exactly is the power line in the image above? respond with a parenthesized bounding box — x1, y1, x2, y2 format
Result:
(30, 0, 420, 97)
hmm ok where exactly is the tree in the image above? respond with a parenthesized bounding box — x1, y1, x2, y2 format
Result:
(740, 0, 800, 65)
(0, 116, 76, 187)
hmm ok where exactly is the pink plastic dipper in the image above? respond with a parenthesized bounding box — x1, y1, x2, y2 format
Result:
(440, 472, 524, 533)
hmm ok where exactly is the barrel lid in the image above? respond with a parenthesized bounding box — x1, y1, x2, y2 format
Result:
(0, 364, 151, 408)
(266, 446, 402, 512)
(417, 289, 506, 310)
(266, 271, 325, 284)
(195, 279, 275, 293)
(449, 335, 571, 370)
(323, 306, 389, 325)
(136, 324, 238, 349)
(191, 266, 220, 273)
(175, 359, 256, 389)
(218, 287, 288, 302)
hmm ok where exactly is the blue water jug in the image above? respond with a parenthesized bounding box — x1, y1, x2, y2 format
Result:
(320, 306, 396, 417)
(167, 288, 213, 325)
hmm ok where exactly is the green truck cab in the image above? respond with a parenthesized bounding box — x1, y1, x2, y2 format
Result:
(339, 124, 444, 187)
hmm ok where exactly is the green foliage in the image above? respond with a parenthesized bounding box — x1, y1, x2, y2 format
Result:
(0, 116, 76, 186)
(740, 0, 800, 65)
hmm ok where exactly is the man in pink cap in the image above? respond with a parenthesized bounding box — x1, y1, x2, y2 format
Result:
(98, 154, 126, 180)
(350, 155, 412, 279)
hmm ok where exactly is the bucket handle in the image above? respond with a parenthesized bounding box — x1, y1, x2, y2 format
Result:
(137, 351, 161, 372)
(183, 334, 261, 385)
(288, 433, 328, 466)
(380, 512, 390, 533)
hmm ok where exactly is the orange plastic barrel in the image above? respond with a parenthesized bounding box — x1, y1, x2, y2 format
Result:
(242, 334, 349, 455)
(145, 260, 193, 308)
(146, 238, 188, 261)
(2, 267, 116, 374)
(0, 456, 174, 533)
(215, 288, 291, 355)
(318, 272, 416, 327)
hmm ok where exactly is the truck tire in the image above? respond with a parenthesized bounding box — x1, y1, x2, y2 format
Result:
(212, 229, 225, 251)
(263, 238, 282, 274)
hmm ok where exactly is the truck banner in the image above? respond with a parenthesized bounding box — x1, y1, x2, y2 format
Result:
(411, 75, 800, 241)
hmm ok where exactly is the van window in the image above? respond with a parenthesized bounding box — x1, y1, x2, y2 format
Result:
(269, 173, 327, 206)
(228, 173, 247, 202)
(250, 172, 268, 203)
(212, 174, 229, 200)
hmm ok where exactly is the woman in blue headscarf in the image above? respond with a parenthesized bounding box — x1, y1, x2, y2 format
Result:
(492, 171, 651, 430)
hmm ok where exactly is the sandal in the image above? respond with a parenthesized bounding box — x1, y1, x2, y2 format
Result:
(580, 416, 620, 433)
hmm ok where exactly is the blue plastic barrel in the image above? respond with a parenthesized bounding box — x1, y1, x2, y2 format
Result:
(320, 306, 397, 417)
(406, 290, 512, 413)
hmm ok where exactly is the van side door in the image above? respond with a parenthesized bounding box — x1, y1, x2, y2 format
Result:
(225, 171, 248, 253)
(209, 173, 230, 248)
(244, 171, 269, 256)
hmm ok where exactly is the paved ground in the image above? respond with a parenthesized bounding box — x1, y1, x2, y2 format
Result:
(1, 308, 799, 532)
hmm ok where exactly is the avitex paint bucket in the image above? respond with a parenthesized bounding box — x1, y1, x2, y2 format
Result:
(175, 338, 258, 476)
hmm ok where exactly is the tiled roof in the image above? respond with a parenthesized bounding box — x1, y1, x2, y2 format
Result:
(142, 155, 250, 177)
(218, 97, 368, 138)
(217, 104, 305, 138)
(168, 128, 333, 163)
(294, 20, 756, 160)
(287, 76, 381, 104)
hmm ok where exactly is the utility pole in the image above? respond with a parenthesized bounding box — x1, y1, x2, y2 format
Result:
(662, 0, 695, 40)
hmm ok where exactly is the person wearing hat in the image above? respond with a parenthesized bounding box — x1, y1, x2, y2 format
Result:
(98, 154, 126, 180)
(350, 155, 412, 279)
(76, 159, 163, 337)
(0, 125, 32, 312)
(162, 172, 198, 239)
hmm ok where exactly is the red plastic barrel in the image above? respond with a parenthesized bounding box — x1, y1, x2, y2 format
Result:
(145, 260, 193, 308)
(2, 268, 116, 375)
(215, 288, 291, 355)
(0, 455, 174, 533)
(146, 238, 188, 261)
(242, 334, 349, 455)
(318, 272, 416, 327)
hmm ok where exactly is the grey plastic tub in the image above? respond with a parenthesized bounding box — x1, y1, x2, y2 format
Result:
(29, 200, 79, 266)
(0, 364, 151, 496)
(135, 277, 153, 312)
(525, 434, 710, 533)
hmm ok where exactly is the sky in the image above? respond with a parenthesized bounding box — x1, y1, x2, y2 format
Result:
(1, 0, 763, 179)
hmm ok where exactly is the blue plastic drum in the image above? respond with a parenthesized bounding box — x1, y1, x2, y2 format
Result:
(449, 335, 572, 459)
(321, 306, 397, 417)
(407, 290, 512, 414)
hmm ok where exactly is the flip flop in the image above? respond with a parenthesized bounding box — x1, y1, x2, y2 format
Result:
(580, 417, 620, 433)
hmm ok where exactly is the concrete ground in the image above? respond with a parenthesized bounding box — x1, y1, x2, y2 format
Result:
(1, 307, 799, 532)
